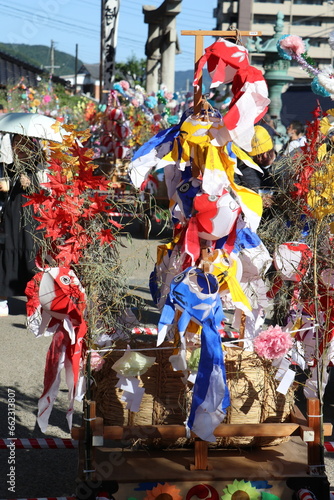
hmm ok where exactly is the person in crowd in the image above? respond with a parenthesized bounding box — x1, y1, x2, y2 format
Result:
(0, 134, 46, 316)
(234, 124, 277, 195)
(282, 120, 307, 155)
(262, 113, 276, 130)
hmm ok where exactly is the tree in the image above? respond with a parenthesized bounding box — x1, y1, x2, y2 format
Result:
(115, 55, 146, 88)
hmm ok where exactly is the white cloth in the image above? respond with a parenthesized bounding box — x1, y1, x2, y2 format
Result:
(284, 135, 307, 154)
(0, 133, 13, 164)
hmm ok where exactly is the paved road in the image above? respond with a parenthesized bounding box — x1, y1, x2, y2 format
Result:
(0, 220, 334, 498)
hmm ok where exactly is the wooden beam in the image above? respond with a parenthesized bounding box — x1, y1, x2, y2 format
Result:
(72, 418, 332, 442)
(290, 405, 314, 442)
(181, 30, 262, 37)
(73, 422, 300, 441)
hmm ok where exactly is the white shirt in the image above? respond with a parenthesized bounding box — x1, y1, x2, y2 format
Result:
(284, 135, 307, 154)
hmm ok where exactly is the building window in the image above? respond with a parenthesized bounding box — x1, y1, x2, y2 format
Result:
(253, 15, 277, 24)
(292, 18, 322, 26)
(251, 55, 265, 65)
(307, 39, 323, 47)
(256, 0, 283, 3)
(294, 0, 323, 4)
(317, 58, 333, 65)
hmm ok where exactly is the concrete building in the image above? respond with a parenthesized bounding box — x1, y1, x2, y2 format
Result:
(214, 0, 334, 82)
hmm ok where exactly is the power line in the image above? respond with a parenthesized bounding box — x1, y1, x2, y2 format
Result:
(0, 3, 100, 37)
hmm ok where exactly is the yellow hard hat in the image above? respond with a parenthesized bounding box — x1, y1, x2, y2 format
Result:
(249, 125, 274, 156)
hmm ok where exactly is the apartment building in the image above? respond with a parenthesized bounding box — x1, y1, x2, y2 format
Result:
(214, 0, 334, 81)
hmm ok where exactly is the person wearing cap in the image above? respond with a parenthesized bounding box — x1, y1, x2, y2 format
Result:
(234, 124, 277, 194)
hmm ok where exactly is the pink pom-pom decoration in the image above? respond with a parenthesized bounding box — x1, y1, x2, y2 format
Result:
(120, 80, 130, 91)
(90, 350, 105, 371)
(131, 98, 139, 107)
(280, 35, 305, 56)
(253, 325, 293, 360)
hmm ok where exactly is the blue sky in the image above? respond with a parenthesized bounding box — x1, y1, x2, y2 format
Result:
(0, 0, 218, 73)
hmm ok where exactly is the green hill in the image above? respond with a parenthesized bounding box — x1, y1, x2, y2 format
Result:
(0, 43, 82, 76)
(0, 43, 204, 91)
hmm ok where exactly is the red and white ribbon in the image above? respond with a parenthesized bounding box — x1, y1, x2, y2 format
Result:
(219, 330, 239, 339)
(132, 327, 157, 335)
(325, 441, 334, 452)
(109, 212, 134, 218)
(0, 438, 78, 449)
(297, 489, 317, 500)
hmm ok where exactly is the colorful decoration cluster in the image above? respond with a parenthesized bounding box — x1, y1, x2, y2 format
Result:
(260, 105, 334, 401)
(126, 34, 334, 444)
(86, 82, 183, 162)
(128, 37, 284, 442)
(136, 479, 282, 499)
(5, 77, 60, 115)
(277, 32, 334, 98)
(1, 76, 94, 129)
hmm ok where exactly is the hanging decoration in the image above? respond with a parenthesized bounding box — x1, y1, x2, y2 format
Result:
(25, 266, 87, 432)
(111, 347, 155, 412)
(127, 36, 280, 442)
(157, 267, 230, 441)
(277, 32, 334, 98)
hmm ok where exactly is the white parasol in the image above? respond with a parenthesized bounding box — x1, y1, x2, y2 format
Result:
(0, 112, 64, 143)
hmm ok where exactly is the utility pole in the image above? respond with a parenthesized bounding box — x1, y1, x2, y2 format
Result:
(44, 40, 60, 84)
(99, 0, 104, 103)
(51, 39, 55, 76)
(74, 43, 78, 95)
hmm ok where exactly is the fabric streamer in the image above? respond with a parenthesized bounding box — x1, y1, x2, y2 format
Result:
(157, 267, 230, 442)
(193, 38, 270, 152)
(25, 267, 87, 432)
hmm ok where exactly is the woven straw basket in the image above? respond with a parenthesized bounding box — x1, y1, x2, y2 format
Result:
(92, 338, 294, 448)
(217, 345, 295, 447)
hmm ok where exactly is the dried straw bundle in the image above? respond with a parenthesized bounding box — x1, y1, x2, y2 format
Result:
(216, 346, 295, 448)
(92, 339, 294, 449)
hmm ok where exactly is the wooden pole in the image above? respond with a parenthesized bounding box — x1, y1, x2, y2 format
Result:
(193, 34, 204, 115)
(99, 0, 104, 104)
(238, 311, 246, 347)
(190, 438, 211, 471)
(307, 398, 325, 474)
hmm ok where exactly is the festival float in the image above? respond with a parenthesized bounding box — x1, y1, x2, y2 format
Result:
(25, 30, 334, 500)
